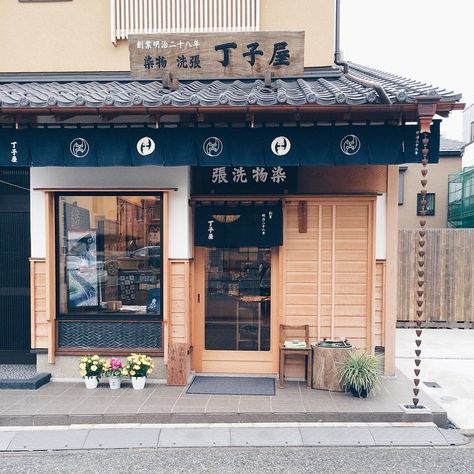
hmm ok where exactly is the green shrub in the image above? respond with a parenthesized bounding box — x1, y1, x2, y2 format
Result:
(338, 351, 381, 397)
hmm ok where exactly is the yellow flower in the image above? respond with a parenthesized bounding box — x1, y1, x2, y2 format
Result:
(80, 370, 86, 377)
(79, 363, 86, 370)
(91, 365, 97, 372)
(92, 355, 100, 361)
(130, 370, 136, 376)
(146, 369, 152, 374)
(133, 365, 140, 370)
(81, 357, 87, 363)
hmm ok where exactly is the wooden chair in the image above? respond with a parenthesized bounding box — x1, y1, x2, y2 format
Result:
(279, 324, 312, 388)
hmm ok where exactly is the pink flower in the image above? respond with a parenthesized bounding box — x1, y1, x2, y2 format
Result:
(109, 358, 123, 370)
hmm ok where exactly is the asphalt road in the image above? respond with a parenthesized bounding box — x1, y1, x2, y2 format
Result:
(1, 444, 474, 474)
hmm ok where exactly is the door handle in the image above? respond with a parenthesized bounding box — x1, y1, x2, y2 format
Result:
(197, 293, 200, 303)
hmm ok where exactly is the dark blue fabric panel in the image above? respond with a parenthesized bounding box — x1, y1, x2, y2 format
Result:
(129, 129, 165, 166)
(196, 128, 233, 166)
(365, 125, 402, 165)
(229, 128, 266, 166)
(29, 128, 64, 166)
(0, 123, 441, 167)
(0, 129, 30, 167)
(400, 121, 440, 164)
(162, 128, 197, 165)
(194, 202, 283, 248)
(333, 126, 371, 166)
(298, 126, 334, 165)
(95, 129, 130, 166)
(263, 127, 301, 166)
(62, 129, 98, 167)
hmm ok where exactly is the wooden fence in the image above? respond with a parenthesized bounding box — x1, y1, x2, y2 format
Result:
(398, 229, 474, 324)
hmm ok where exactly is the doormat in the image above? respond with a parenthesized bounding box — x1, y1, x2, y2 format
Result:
(186, 376, 275, 396)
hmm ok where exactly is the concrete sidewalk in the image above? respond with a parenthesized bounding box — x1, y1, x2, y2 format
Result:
(0, 423, 468, 451)
(0, 372, 448, 428)
(396, 328, 474, 431)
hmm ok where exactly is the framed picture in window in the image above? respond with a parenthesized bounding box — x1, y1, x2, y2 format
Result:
(66, 229, 99, 309)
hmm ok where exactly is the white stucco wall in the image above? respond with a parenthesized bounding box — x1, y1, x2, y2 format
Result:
(376, 193, 387, 260)
(30, 166, 191, 259)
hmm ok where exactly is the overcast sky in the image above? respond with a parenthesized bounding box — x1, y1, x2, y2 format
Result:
(340, 0, 472, 141)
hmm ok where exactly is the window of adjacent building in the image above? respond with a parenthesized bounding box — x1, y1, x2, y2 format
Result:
(56, 193, 162, 319)
(398, 167, 407, 205)
(417, 193, 435, 216)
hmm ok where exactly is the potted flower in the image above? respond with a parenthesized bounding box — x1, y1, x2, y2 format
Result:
(338, 351, 381, 398)
(125, 353, 154, 390)
(104, 357, 127, 389)
(79, 354, 104, 389)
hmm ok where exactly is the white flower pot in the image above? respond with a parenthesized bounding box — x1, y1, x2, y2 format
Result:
(131, 376, 146, 390)
(84, 376, 98, 389)
(108, 376, 122, 390)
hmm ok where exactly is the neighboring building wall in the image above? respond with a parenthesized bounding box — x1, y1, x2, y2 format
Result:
(398, 157, 462, 228)
(0, 0, 335, 73)
(463, 143, 474, 168)
(462, 104, 474, 167)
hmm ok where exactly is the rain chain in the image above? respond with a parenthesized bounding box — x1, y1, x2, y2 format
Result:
(413, 131, 430, 408)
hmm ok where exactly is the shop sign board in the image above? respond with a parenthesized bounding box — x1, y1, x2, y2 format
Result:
(129, 31, 304, 79)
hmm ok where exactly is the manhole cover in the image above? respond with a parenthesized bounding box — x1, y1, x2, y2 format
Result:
(423, 381, 441, 388)
(440, 395, 458, 402)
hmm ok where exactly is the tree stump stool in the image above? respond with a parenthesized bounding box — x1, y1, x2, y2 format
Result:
(312, 344, 352, 391)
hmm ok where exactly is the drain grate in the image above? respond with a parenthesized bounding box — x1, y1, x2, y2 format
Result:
(423, 381, 441, 388)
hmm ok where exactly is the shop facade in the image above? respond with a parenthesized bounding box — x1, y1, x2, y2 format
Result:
(0, 0, 462, 382)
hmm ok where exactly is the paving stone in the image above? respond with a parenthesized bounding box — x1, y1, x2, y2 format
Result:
(439, 428, 469, 446)
(369, 427, 448, 446)
(8, 429, 89, 451)
(83, 428, 160, 449)
(0, 432, 16, 450)
(159, 427, 230, 447)
(300, 427, 375, 446)
(230, 427, 302, 447)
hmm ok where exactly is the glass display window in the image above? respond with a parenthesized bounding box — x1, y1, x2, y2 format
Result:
(56, 193, 162, 319)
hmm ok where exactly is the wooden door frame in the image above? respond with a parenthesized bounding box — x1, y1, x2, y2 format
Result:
(191, 246, 280, 374)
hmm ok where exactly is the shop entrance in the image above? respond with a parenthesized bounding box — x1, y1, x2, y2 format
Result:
(193, 247, 277, 374)
(0, 168, 32, 362)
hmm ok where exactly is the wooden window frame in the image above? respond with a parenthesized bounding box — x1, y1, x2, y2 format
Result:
(417, 193, 435, 216)
(54, 191, 163, 322)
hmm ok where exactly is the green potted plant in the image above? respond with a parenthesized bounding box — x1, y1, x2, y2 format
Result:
(79, 354, 104, 389)
(125, 353, 155, 390)
(103, 357, 127, 389)
(338, 351, 381, 398)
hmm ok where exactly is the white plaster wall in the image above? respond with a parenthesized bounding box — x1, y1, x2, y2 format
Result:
(463, 143, 474, 168)
(375, 193, 386, 260)
(30, 166, 191, 259)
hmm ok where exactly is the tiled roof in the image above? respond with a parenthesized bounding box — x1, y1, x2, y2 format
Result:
(0, 62, 461, 109)
(440, 137, 465, 154)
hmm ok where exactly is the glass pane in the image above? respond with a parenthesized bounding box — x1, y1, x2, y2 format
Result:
(205, 247, 271, 351)
(57, 194, 162, 318)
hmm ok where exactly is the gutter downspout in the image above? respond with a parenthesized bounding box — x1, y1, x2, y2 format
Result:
(334, 0, 392, 105)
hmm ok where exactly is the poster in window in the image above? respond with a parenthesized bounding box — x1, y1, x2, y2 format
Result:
(66, 229, 99, 309)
